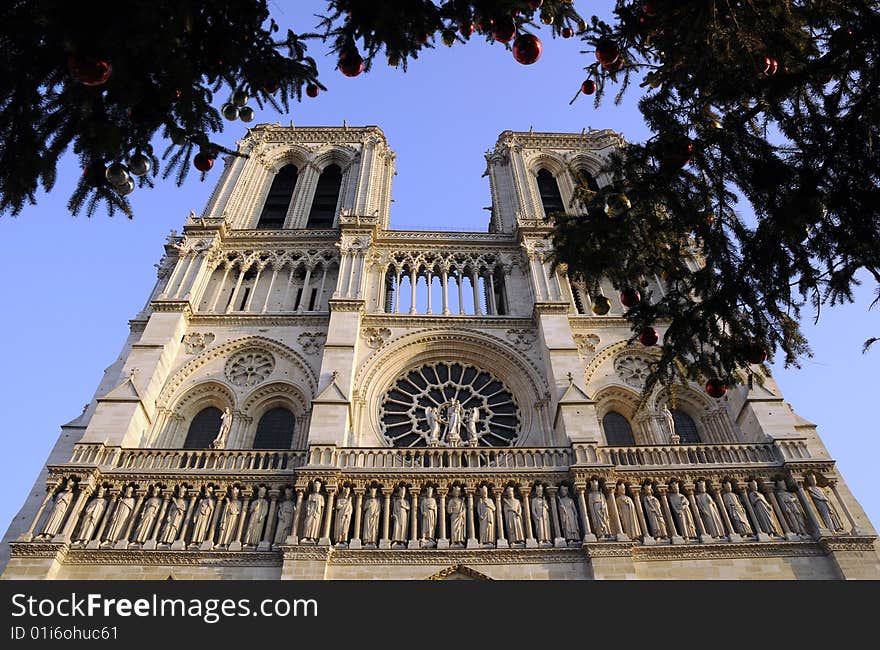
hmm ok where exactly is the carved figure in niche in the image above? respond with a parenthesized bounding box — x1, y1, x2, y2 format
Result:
(39, 478, 75, 539)
(530, 484, 552, 546)
(722, 482, 752, 535)
(273, 487, 295, 545)
(425, 407, 441, 447)
(694, 480, 725, 538)
(190, 486, 216, 544)
(465, 407, 480, 447)
(244, 486, 269, 546)
(301, 480, 324, 543)
(132, 486, 162, 543)
(444, 400, 463, 446)
(805, 474, 845, 532)
(105, 486, 136, 544)
(642, 484, 668, 538)
(748, 480, 780, 535)
(661, 405, 679, 443)
(477, 485, 496, 546)
(557, 485, 580, 542)
(667, 481, 697, 539)
(217, 486, 242, 546)
(587, 479, 612, 538)
(211, 408, 233, 449)
(391, 485, 410, 545)
(447, 485, 467, 547)
(333, 486, 354, 545)
(362, 487, 381, 547)
(775, 480, 807, 535)
(159, 485, 188, 544)
(615, 483, 641, 538)
(75, 486, 107, 543)
(420, 486, 437, 547)
(503, 486, 525, 546)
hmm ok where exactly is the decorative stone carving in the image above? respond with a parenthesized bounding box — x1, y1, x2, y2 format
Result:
(132, 486, 162, 543)
(530, 484, 553, 546)
(362, 487, 381, 547)
(211, 408, 233, 450)
(642, 484, 668, 538)
(748, 481, 779, 536)
(775, 481, 807, 535)
(420, 486, 438, 547)
(722, 482, 752, 535)
(391, 486, 409, 546)
(301, 480, 325, 543)
(297, 332, 326, 356)
(244, 486, 269, 546)
(444, 400, 463, 447)
(556, 485, 580, 543)
(225, 349, 275, 387)
(190, 487, 216, 545)
(104, 486, 136, 544)
(572, 333, 600, 359)
(588, 480, 612, 538)
(614, 354, 651, 388)
(615, 484, 641, 539)
(805, 474, 845, 533)
(694, 481, 725, 538)
(273, 488, 295, 546)
(39, 479, 75, 539)
(362, 327, 392, 349)
(159, 485, 188, 545)
(217, 487, 242, 547)
(502, 487, 525, 546)
(447, 486, 467, 548)
(334, 486, 354, 546)
(75, 486, 107, 544)
(668, 481, 697, 539)
(182, 332, 215, 354)
(506, 329, 537, 351)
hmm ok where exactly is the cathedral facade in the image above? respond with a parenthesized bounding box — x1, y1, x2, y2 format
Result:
(2, 125, 878, 580)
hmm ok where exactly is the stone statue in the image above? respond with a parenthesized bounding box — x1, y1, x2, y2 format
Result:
(477, 485, 496, 546)
(333, 486, 354, 545)
(805, 474, 845, 532)
(722, 482, 752, 535)
(362, 487, 381, 546)
(217, 486, 242, 547)
(615, 483, 641, 539)
(447, 485, 466, 547)
(301, 480, 324, 543)
(273, 487, 295, 545)
(587, 479, 612, 538)
(105, 486, 136, 543)
(465, 407, 480, 447)
(667, 481, 697, 539)
(444, 400, 463, 446)
(211, 408, 233, 449)
(775, 480, 807, 535)
(530, 484, 552, 545)
(190, 486, 216, 544)
(748, 480, 779, 536)
(244, 486, 269, 546)
(75, 486, 107, 543)
(159, 485, 188, 544)
(391, 485, 409, 545)
(425, 407, 441, 446)
(39, 478, 75, 539)
(502, 486, 525, 546)
(642, 484, 668, 538)
(132, 486, 162, 543)
(557, 485, 580, 542)
(420, 486, 437, 547)
(694, 480, 725, 538)
(661, 405, 678, 443)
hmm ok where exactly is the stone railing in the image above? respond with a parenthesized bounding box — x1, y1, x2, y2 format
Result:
(305, 446, 574, 471)
(583, 442, 792, 469)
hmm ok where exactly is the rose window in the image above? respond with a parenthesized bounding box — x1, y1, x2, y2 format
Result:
(225, 349, 275, 387)
(379, 362, 520, 448)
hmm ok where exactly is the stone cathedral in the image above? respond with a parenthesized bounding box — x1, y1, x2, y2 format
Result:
(3, 125, 878, 580)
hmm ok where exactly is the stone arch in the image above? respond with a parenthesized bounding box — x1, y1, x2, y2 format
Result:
(159, 380, 235, 448)
(593, 385, 642, 445)
(311, 144, 359, 173)
(241, 381, 311, 449)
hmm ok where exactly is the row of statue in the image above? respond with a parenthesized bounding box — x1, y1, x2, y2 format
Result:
(29, 473, 848, 550)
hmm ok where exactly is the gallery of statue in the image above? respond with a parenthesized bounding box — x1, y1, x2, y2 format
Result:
(2, 125, 878, 580)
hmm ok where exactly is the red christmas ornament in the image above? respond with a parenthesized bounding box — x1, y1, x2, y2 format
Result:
(762, 56, 779, 76)
(581, 79, 597, 95)
(561, 27, 574, 39)
(528, 0, 543, 9)
(306, 84, 319, 98)
(602, 58, 625, 73)
(660, 138, 694, 170)
(417, 32, 430, 45)
(595, 40, 621, 66)
(745, 341, 768, 365)
(459, 22, 475, 37)
(493, 20, 516, 43)
(338, 50, 364, 77)
(638, 327, 659, 346)
(263, 82, 279, 94)
(67, 55, 112, 86)
(619, 287, 641, 308)
(642, 1, 658, 16)
(512, 34, 542, 65)
(705, 379, 727, 399)
(193, 152, 214, 172)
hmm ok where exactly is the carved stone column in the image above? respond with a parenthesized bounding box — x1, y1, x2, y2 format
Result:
(260, 490, 280, 551)
(829, 481, 859, 534)
(630, 484, 652, 545)
(55, 478, 95, 544)
(574, 484, 597, 543)
(319, 487, 336, 547)
(605, 483, 629, 541)
(684, 483, 711, 543)
(408, 488, 421, 549)
(520, 486, 537, 548)
(285, 488, 305, 545)
(349, 488, 364, 549)
(144, 492, 171, 550)
(493, 488, 508, 548)
(171, 489, 198, 550)
(546, 486, 565, 548)
(657, 485, 683, 544)
(116, 489, 146, 549)
(709, 481, 739, 542)
(437, 487, 449, 549)
(379, 488, 392, 549)
(465, 487, 478, 549)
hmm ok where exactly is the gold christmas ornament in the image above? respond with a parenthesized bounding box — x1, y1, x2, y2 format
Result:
(604, 193, 632, 217)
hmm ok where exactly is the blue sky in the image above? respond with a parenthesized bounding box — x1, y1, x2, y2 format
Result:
(1, 2, 877, 534)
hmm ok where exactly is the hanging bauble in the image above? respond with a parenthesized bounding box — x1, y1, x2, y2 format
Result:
(118, 177, 135, 196)
(581, 79, 597, 95)
(705, 379, 727, 398)
(339, 49, 365, 77)
(528, 0, 543, 8)
(221, 103, 239, 121)
(238, 106, 254, 122)
(591, 295, 612, 315)
(127, 153, 150, 177)
(193, 152, 214, 172)
(762, 56, 779, 76)
(642, 1, 658, 16)
(659, 138, 694, 170)
(512, 34, 542, 65)
(595, 40, 620, 66)
(638, 327, 659, 346)
(604, 193, 631, 217)
(82, 164, 106, 187)
(105, 163, 129, 186)
(306, 83, 319, 98)
(602, 57, 625, 73)
(232, 90, 249, 107)
(493, 20, 516, 43)
(561, 27, 574, 39)
(459, 22, 474, 37)
(442, 30, 456, 46)
(263, 82, 279, 94)
(619, 287, 641, 308)
(540, 10, 554, 25)
(577, 19, 587, 32)
(745, 341, 768, 365)
(67, 55, 112, 86)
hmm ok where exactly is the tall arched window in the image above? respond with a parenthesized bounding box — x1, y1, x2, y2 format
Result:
(536, 168, 564, 217)
(574, 167, 600, 192)
(183, 406, 222, 449)
(672, 409, 701, 443)
(603, 411, 635, 446)
(257, 165, 298, 229)
(253, 407, 295, 449)
(307, 164, 342, 228)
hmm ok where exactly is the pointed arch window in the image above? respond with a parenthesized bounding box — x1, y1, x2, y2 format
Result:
(307, 164, 342, 228)
(257, 164, 298, 229)
(253, 407, 295, 449)
(602, 411, 635, 446)
(672, 409, 701, 443)
(183, 406, 222, 449)
(536, 168, 564, 218)
(574, 166, 600, 192)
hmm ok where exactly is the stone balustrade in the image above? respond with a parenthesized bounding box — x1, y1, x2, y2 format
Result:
(306, 446, 574, 471)
(590, 441, 789, 469)
(65, 443, 305, 472)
